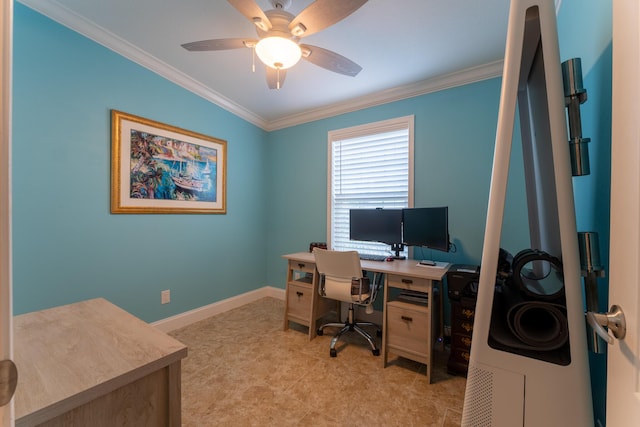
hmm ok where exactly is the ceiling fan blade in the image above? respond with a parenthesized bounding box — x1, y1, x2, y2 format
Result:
(289, 0, 367, 37)
(300, 44, 362, 77)
(181, 38, 257, 51)
(227, 0, 272, 31)
(266, 67, 287, 90)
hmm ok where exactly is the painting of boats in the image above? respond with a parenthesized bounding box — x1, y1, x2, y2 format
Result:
(170, 158, 211, 193)
(111, 109, 226, 214)
(129, 130, 218, 202)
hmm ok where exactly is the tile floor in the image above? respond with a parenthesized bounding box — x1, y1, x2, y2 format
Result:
(170, 297, 466, 426)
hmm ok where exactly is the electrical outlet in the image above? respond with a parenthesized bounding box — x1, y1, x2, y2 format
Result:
(161, 290, 170, 304)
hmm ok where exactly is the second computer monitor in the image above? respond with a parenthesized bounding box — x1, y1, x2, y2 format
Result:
(402, 207, 450, 252)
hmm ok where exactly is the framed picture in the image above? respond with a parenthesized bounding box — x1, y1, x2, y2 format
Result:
(111, 110, 227, 214)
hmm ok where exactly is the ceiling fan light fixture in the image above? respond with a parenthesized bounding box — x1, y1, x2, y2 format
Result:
(255, 36, 301, 70)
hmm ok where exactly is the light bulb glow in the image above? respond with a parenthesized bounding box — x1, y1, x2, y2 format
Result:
(255, 37, 301, 70)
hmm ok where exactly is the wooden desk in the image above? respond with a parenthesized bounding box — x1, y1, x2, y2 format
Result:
(282, 251, 448, 383)
(14, 298, 187, 427)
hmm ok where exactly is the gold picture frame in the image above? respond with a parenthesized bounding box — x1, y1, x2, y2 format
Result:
(111, 110, 227, 214)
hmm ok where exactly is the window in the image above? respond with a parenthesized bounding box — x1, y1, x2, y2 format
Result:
(328, 116, 414, 256)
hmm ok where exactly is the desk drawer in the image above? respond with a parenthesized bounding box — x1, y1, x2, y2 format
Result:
(387, 275, 430, 293)
(386, 303, 429, 355)
(289, 260, 316, 274)
(287, 283, 312, 322)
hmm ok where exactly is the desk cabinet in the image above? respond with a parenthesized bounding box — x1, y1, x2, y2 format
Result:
(385, 301, 430, 363)
(283, 257, 335, 340)
(383, 273, 441, 383)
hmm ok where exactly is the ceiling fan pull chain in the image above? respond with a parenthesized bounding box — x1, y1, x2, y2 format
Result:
(274, 62, 283, 90)
(252, 46, 256, 73)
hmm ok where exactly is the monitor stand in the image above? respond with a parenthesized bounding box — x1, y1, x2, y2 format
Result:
(391, 243, 406, 260)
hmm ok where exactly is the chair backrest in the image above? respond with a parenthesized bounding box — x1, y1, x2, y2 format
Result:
(313, 248, 362, 279)
(313, 248, 369, 303)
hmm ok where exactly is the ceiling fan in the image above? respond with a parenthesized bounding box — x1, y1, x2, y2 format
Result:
(181, 0, 368, 89)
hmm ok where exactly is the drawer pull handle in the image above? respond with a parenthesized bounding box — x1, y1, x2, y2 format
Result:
(401, 279, 413, 284)
(296, 291, 303, 297)
(462, 309, 475, 318)
(298, 263, 305, 269)
(401, 315, 413, 322)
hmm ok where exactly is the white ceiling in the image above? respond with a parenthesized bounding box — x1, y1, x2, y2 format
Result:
(19, 0, 517, 130)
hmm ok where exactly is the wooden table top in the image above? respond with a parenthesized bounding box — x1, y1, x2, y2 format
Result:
(283, 251, 449, 280)
(13, 298, 187, 425)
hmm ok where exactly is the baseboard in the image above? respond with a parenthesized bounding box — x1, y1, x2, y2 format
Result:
(152, 286, 285, 333)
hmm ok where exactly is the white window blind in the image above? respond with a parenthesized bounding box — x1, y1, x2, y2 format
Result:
(329, 116, 413, 257)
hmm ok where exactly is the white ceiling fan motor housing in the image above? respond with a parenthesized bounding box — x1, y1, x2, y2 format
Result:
(256, 9, 299, 41)
(269, 0, 292, 10)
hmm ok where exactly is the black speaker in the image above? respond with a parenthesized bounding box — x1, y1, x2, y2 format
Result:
(447, 265, 480, 301)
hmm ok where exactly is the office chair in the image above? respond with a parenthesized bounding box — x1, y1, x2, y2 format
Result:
(313, 248, 382, 357)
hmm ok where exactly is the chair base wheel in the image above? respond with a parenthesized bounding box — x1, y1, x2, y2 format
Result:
(330, 348, 337, 357)
(372, 348, 380, 356)
(317, 329, 324, 336)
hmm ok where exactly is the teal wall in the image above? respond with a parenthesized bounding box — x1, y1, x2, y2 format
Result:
(12, 3, 269, 322)
(558, 0, 612, 424)
(264, 80, 530, 284)
(12, 0, 612, 424)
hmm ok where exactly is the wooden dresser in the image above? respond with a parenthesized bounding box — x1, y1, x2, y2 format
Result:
(13, 298, 187, 426)
(446, 265, 480, 376)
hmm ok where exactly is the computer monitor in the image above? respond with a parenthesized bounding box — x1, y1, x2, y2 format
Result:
(402, 207, 450, 252)
(349, 208, 404, 255)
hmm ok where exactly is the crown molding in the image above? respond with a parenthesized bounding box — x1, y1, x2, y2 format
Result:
(265, 60, 504, 131)
(18, 0, 268, 129)
(18, 0, 504, 132)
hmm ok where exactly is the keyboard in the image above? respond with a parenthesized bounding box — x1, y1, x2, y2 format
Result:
(359, 253, 387, 262)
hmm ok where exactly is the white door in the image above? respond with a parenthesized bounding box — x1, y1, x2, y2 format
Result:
(606, 0, 640, 425)
(0, 0, 13, 426)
